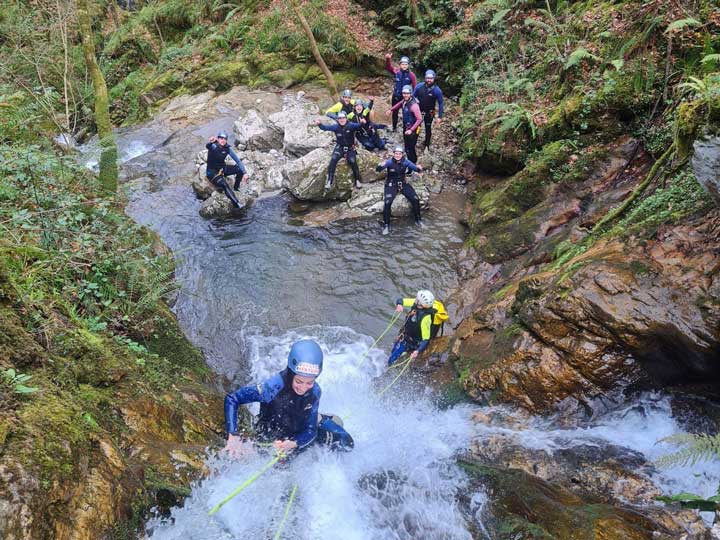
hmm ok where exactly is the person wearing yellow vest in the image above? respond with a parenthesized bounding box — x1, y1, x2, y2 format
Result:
(387, 289, 448, 366)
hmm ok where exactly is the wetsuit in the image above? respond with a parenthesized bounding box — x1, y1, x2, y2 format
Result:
(385, 57, 417, 131)
(317, 121, 363, 187)
(413, 82, 444, 149)
(225, 369, 321, 450)
(389, 98, 423, 165)
(325, 99, 356, 119)
(388, 298, 435, 366)
(348, 100, 388, 151)
(376, 157, 422, 227)
(205, 142, 247, 208)
(224, 370, 353, 452)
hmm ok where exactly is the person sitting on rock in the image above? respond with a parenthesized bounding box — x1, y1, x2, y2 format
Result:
(413, 70, 444, 150)
(205, 131, 249, 209)
(386, 85, 422, 168)
(388, 290, 442, 366)
(385, 54, 417, 132)
(348, 98, 388, 151)
(376, 145, 423, 235)
(325, 89, 356, 120)
(314, 111, 364, 191)
(224, 339, 353, 456)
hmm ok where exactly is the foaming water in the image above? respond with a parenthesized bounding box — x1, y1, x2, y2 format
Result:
(145, 327, 474, 540)
(474, 393, 720, 504)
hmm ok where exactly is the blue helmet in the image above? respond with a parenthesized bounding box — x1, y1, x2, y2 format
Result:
(217, 131, 229, 139)
(342, 89, 352, 98)
(425, 69, 436, 79)
(401, 85, 413, 94)
(337, 111, 348, 119)
(287, 339, 323, 377)
(400, 56, 410, 64)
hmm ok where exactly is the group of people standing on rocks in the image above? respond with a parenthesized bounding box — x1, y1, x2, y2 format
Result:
(204, 53, 445, 235)
(210, 55, 450, 467)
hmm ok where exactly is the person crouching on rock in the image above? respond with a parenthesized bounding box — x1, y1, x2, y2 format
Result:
(314, 111, 364, 191)
(224, 339, 353, 457)
(348, 98, 388, 151)
(388, 290, 441, 366)
(205, 131, 249, 208)
(325, 89, 356, 119)
(376, 145, 423, 235)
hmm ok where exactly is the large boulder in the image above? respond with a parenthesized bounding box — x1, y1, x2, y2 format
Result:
(233, 109, 283, 152)
(282, 146, 383, 202)
(692, 135, 720, 206)
(241, 149, 286, 191)
(347, 179, 430, 216)
(269, 93, 332, 157)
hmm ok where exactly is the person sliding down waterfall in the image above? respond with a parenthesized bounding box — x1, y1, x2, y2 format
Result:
(376, 145, 423, 235)
(385, 54, 417, 132)
(224, 339, 354, 457)
(325, 89, 356, 119)
(413, 70, 444, 150)
(205, 132, 249, 209)
(386, 85, 422, 168)
(388, 290, 448, 366)
(314, 112, 364, 191)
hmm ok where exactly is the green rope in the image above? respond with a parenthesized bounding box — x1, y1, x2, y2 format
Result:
(376, 352, 415, 397)
(360, 312, 401, 359)
(273, 484, 298, 540)
(208, 453, 284, 515)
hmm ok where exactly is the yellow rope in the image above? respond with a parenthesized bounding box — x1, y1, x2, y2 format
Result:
(273, 484, 298, 540)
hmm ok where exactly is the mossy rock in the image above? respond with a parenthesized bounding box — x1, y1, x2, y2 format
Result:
(0, 305, 47, 369)
(140, 69, 186, 107)
(187, 60, 252, 93)
(460, 461, 676, 540)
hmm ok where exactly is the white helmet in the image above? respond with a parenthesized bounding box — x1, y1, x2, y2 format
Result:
(416, 289, 435, 308)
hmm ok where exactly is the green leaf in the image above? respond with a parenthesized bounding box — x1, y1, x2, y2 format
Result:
(490, 8, 511, 27)
(665, 18, 701, 34)
(610, 59, 624, 71)
(564, 47, 599, 71)
(523, 17, 551, 32)
(701, 54, 720, 65)
(15, 385, 39, 394)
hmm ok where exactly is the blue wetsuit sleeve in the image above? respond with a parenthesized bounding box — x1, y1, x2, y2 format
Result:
(375, 124, 388, 130)
(224, 384, 262, 434)
(375, 159, 391, 172)
(294, 385, 321, 449)
(348, 122, 361, 130)
(412, 83, 423, 99)
(403, 159, 422, 172)
(206, 142, 214, 151)
(227, 148, 246, 174)
(416, 339, 430, 354)
(435, 87, 445, 118)
(318, 123, 337, 132)
(224, 375, 283, 434)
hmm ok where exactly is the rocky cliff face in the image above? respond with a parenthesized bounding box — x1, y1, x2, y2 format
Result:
(450, 136, 719, 413)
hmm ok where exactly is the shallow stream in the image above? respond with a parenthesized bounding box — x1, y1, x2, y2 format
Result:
(89, 89, 720, 538)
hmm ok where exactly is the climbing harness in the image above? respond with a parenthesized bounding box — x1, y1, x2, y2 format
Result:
(272, 484, 298, 540)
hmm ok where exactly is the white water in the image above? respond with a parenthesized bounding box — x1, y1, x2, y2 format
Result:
(474, 393, 720, 510)
(145, 326, 475, 540)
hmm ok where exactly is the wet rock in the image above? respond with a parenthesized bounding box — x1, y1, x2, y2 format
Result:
(692, 135, 720, 206)
(191, 176, 215, 200)
(347, 179, 430, 216)
(233, 109, 283, 152)
(198, 189, 253, 218)
(240, 149, 286, 191)
(460, 460, 707, 540)
(282, 147, 351, 201)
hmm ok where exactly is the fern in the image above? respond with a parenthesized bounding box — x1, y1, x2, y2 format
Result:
(482, 102, 536, 140)
(656, 433, 720, 468)
(524, 17, 551, 32)
(490, 8, 511, 27)
(564, 47, 599, 71)
(701, 54, 720, 66)
(665, 17, 701, 34)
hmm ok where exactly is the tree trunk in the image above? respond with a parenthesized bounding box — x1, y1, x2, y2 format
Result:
(76, 0, 118, 194)
(290, 0, 338, 101)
